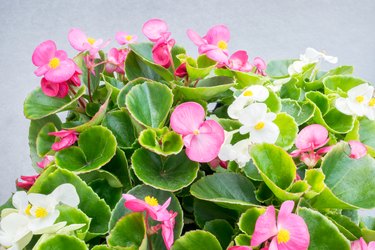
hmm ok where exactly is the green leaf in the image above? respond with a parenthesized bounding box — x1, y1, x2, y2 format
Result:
(323, 75, 366, 95)
(29, 167, 111, 239)
(125, 50, 163, 81)
(358, 118, 375, 150)
(274, 112, 298, 150)
(36, 234, 88, 250)
(264, 89, 281, 113)
(234, 234, 251, 246)
(311, 142, 375, 209)
(281, 99, 315, 125)
(233, 71, 263, 89)
(36, 122, 57, 157)
(55, 126, 117, 173)
(132, 148, 199, 192)
(74, 53, 104, 92)
(250, 143, 303, 201)
(56, 205, 91, 240)
(108, 212, 147, 248)
(203, 219, 233, 249)
(266, 59, 295, 78)
(305, 91, 330, 115)
(190, 173, 259, 211)
(103, 75, 125, 102)
(304, 169, 325, 199)
(88, 179, 122, 209)
(360, 216, 375, 242)
(109, 185, 183, 250)
(79, 170, 123, 188)
(326, 213, 362, 240)
(24, 86, 86, 120)
(238, 207, 265, 235)
(173, 76, 234, 102)
(171, 230, 222, 250)
(117, 78, 154, 108)
(29, 115, 61, 171)
(184, 55, 216, 80)
(102, 110, 137, 149)
(298, 208, 350, 250)
(139, 127, 183, 156)
(126, 81, 173, 128)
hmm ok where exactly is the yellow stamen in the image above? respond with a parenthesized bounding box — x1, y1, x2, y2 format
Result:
(25, 204, 32, 216)
(243, 90, 253, 97)
(125, 35, 133, 41)
(193, 129, 200, 135)
(369, 98, 375, 107)
(277, 229, 290, 243)
(35, 207, 48, 218)
(217, 40, 227, 50)
(356, 95, 364, 103)
(254, 122, 265, 130)
(87, 37, 96, 45)
(144, 196, 159, 206)
(48, 57, 60, 69)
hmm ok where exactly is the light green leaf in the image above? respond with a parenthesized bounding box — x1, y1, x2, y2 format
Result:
(274, 112, 298, 150)
(36, 234, 88, 250)
(36, 122, 57, 157)
(171, 230, 222, 250)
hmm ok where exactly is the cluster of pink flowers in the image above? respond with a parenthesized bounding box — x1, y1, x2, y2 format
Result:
(32, 40, 81, 98)
(291, 124, 367, 168)
(123, 194, 177, 250)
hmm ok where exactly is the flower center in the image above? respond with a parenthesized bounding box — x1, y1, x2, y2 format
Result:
(217, 40, 227, 50)
(87, 37, 96, 45)
(125, 35, 133, 41)
(193, 129, 200, 135)
(35, 207, 48, 218)
(356, 95, 364, 103)
(369, 98, 375, 107)
(145, 196, 159, 206)
(25, 204, 32, 216)
(277, 229, 290, 243)
(254, 122, 265, 130)
(243, 90, 253, 97)
(48, 57, 60, 69)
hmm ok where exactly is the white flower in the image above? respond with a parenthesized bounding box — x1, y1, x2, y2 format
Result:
(288, 47, 337, 75)
(335, 83, 374, 119)
(228, 85, 269, 119)
(0, 213, 33, 250)
(218, 131, 251, 167)
(238, 103, 280, 144)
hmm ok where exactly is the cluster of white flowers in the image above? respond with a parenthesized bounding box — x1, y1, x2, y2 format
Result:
(335, 83, 375, 120)
(0, 184, 81, 250)
(288, 47, 338, 75)
(219, 85, 280, 167)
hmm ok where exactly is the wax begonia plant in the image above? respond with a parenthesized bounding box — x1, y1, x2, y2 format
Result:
(1, 18, 375, 250)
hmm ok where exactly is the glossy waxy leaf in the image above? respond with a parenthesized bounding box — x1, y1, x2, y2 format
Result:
(323, 75, 366, 95)
(171, 230, 222, 250)
(190, 173, 259, 211)
(24, 86, 86, 120)
(203, 219, 233, 249)
(56, 205, 91, 240)
(132, 149, 199, 192)
(36, 234, 88, 250)
(274, 112, 298, 150)
(55, 126, 117, 173)
(266, 59, 295, 78)
(183, 54, 216, 80)
(281, 99, 315, 125)
(126, 81, 173, 128)
(238, 207, 265, 235)
(36, 122, 57, 157)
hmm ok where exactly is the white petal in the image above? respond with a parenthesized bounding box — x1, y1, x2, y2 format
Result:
(0, 213, 30, 236)
(265, 112, 277, 122)
(347, 100, 367, 116)
(28, 193, 53, 209)
(301, 47, 321, 63)
(12, 192, 28, 211)
(57, 223, 85, 234)
(288, 60, 305, 75)
(250, 122, 280, 144)
(227, 98, 247, 119)
(247, 85, 269, 102)
(365, 107, 375, 120)
(347, 83, 373, 99)
(1, 209, 18, 218)
(238, 103, 267, 126)
(32, 221, 67, 235)
(324, 55, 338, 64)
(51, 184, 80, 207)
(29, 210, 60, 233)
(12, 232, 33, 250)
(335, 98, 353, 115)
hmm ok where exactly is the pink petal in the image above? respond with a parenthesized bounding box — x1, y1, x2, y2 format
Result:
(142, 18, 169, 42)
(41, 78, 59, 97)
(34, 65, 49, 77)
(253, 57, 267, 70)
(198, 43, 219, 54)
(316, 145, 333, 155)
(187, 29, 206, 46)
(251, 206, 278, 247)
(51, 134, 77, 151)
(204, 25, 230, 45)
(56, 82, 69, 98)
(278, 200, 295, 218)
(55, 50, 68, 60)
(175, 62, 187, 78)
(44, 59, 76, 83)
(170, 102, 205, 136)
(349, 140, 367, 159)
(295, 124, 329, 151)
(68, 28, 88, 51)
(205, 48, 229, 63)
(351, 238, 368, 250)
(368, 241, 375, 250)
(36, 155, 54, 169)
(49, 130, 76, 138)
(115, 31, 127, 45)
(228, 247, 253, 250)
(152, 40, 172, 68)
(32, 40, 56, 66)
(229, 50, 250, 71)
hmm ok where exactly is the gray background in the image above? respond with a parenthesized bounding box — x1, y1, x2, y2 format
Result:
(0, 0, 374, 204)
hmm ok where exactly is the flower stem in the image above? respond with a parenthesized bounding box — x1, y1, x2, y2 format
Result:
(87, 71, 93, 102)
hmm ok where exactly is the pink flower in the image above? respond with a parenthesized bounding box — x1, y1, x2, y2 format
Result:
(32, 40, 76, 83)
(226, 50, 252, 72)
(115, 32, 138, 45)
(142, 19, 175, 68)
(209, 157, 228, 169)
(170, 102, 225, 163)
(291, 124, 332, 168)
(348, 140, 367, 159)
(174, 62, 187, 78)
(142, 18, 171, 42)
(161, 210, 178, 250)
(69, 64, 82, 87)
(36, 155, 54, 169)
(68, 28, 109, 56)
(351, 237, 375, 250)
(251, 200, 310, 250)
(48, 130, 78, 151)
(228, 247, 253, 250)
(105, 48, 128, 74)
(187, 25, 230, 63)
(40, 78, 69, 98)
(16, 175, 39, 190)
(253, 57, 267, 76)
